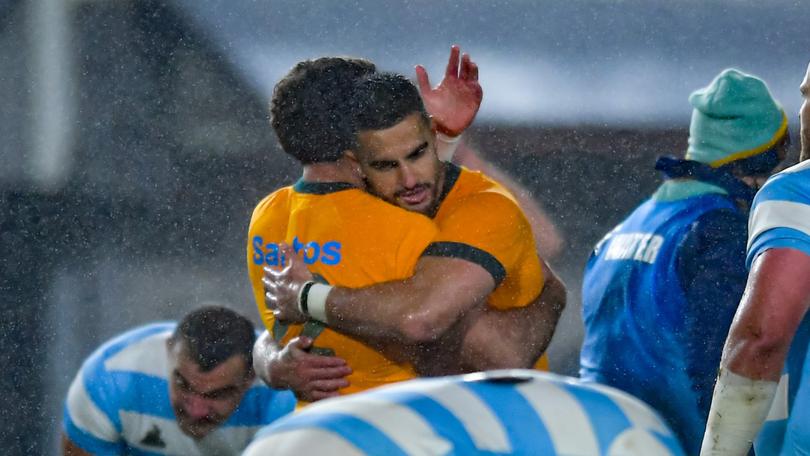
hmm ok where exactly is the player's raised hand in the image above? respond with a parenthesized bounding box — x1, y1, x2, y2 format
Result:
(263, 243, 312, 324)
(416, 44, 482, 137)
(270, 336, 353, 402)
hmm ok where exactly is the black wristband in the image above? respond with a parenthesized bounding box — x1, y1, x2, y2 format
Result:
(299, 281, 316, 315)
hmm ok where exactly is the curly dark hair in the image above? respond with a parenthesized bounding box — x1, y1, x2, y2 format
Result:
(271, 57, 376, 164)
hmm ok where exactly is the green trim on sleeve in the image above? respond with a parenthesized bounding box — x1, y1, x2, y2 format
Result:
(421, 241, 506, 286)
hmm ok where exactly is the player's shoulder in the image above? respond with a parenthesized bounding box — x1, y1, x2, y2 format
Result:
(441, 167, 523, 221)
(747, 160, 810, 265)
(749, 160, 810, 229)
(454, 165, 512, 194)
(756, 160, 810, 206)
(83, 322, 174, 376)
(232, 381, 297, 425)
(93, 323, 174, 357)
(777, 159, 810, 177)
(251, 186, 295, 219)
(454, 166, 519, 203)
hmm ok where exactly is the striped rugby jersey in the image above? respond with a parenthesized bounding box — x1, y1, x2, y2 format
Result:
(746, 160, 810, 455)
(747, 159, 810, 265)
(63, 323, 296, 455)
(242, 370, 685, 456)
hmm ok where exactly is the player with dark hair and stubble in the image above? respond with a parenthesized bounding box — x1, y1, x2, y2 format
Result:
(62, 306, 295, 456)
(260, 59, 565, 392)
(249, 47, 565, 402)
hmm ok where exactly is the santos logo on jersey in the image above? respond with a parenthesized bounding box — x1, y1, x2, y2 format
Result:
(252, 236, 342, 266)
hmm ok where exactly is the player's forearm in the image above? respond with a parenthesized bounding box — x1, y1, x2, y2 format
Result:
(325, 279, 427, 343)
(460, 267, 565, 370)
(517, 269, 566, 361)
(721, 291, 800, 381)
(326, 258, 494, 345)
(721, 326, 791, 382)
(459, 308, 530, 370)
(701, 368, 777, 456)
(327, 280, 467, 344)
(408, 318, 473, 376)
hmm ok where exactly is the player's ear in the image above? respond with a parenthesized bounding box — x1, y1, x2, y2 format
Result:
(243, 365, 256, 384)
(343, 150, 363, 177)
(344, 150, 360, 166)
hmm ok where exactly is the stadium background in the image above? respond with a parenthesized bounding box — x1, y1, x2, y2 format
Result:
(1, 0, 808, 453)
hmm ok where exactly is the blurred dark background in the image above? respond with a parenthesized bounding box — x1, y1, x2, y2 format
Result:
(1, 0, 807, 453)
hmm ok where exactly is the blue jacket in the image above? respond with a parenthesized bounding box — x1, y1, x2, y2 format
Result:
(580, 158, 749, 454)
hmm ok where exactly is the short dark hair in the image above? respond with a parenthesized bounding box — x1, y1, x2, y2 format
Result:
(350, 72, 428, 139)
(270, 57, 376, 164)
(170, 306, 256, 373)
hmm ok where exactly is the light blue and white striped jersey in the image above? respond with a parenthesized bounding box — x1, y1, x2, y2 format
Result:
(63, 322, 296, 456)
(746, 160, 810, 456)
(242, 370, 685, 456)
(747, 159, 810, 267)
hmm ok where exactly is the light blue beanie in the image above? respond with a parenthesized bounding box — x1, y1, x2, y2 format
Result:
(686, 69, 787, 167)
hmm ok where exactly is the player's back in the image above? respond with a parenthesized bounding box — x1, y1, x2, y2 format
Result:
(248, 180, 439, 394)
(242, 370, 686, 456)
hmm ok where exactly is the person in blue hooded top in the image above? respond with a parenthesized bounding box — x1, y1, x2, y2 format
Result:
(579, 68, 790, 454)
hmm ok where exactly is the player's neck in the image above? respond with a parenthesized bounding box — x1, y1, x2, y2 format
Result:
(302, 160, 364, 187)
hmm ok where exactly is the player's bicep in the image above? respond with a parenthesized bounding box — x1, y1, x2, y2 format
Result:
(412, 255, 495, 317)
(744, 248, 810, 332)
(724, 248, 810, 379)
